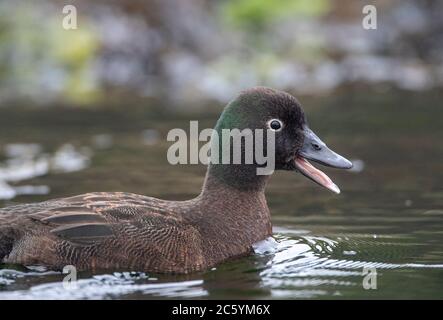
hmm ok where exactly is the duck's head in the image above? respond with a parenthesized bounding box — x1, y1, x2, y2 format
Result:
(211, 87, 352, 193)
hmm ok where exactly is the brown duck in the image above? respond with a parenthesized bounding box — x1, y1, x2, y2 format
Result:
(0, 87, 352, 274)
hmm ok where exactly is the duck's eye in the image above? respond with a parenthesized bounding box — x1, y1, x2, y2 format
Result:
(268, 119, 283, 131)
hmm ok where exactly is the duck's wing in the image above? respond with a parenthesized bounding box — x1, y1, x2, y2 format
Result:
(23, 196, 114, 246)
(12, 192, 157, 246)
(25, 192, 184, 247)
(0, 197, 114, 257)
(0, 197, 110, 246)
(42, 215, 114, 246)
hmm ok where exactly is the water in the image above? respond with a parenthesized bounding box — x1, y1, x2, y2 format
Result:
(0, 90, 442, 299)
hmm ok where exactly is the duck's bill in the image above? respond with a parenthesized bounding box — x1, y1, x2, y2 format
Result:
(294, 126, 353, 194)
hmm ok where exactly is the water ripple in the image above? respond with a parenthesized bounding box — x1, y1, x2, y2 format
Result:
(0, 270, 206, 300)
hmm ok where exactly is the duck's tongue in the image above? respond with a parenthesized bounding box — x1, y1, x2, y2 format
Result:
(294, 156, 341, 194)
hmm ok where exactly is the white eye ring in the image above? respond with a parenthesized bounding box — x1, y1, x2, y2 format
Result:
(267, 119, 283, 131)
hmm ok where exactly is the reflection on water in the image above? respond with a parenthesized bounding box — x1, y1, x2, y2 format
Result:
(0, 91, 442, 299)
(0, 143, 91, 200)
(0, 270, 206, 300)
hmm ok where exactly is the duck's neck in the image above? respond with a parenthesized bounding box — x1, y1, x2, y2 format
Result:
(188, 164, 272, 265)
(205, 162, 269, 192)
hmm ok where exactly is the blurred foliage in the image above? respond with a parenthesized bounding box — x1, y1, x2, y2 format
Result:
(0, 2, 100, 105)
(221, 0, 330, 29)
(52, 25, 100, 104)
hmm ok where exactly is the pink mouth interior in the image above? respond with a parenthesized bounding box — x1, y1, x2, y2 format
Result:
(294, 156, 340, 194)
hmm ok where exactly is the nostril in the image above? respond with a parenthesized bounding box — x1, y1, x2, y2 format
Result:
(312, 143, 321, 151)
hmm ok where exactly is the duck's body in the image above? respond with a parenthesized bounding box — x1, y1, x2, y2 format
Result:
(0, 175, 271, 273)
(0, 87, 351, 273)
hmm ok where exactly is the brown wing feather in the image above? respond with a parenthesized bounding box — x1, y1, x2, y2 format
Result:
(25, 192, 184, 247)
(50, 223, 114, 245)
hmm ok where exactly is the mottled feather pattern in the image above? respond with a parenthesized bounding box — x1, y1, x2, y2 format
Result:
(0, 192, 207, 272)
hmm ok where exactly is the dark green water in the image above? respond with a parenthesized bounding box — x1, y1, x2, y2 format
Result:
(0, 90, 442, 299)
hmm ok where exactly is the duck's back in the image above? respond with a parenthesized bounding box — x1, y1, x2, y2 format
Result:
(0, 192, 205, 273)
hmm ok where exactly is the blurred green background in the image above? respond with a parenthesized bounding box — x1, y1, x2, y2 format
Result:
(0, 0, 442, 107)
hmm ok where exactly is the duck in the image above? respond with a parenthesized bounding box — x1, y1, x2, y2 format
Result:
(0, 87, 352, 274)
